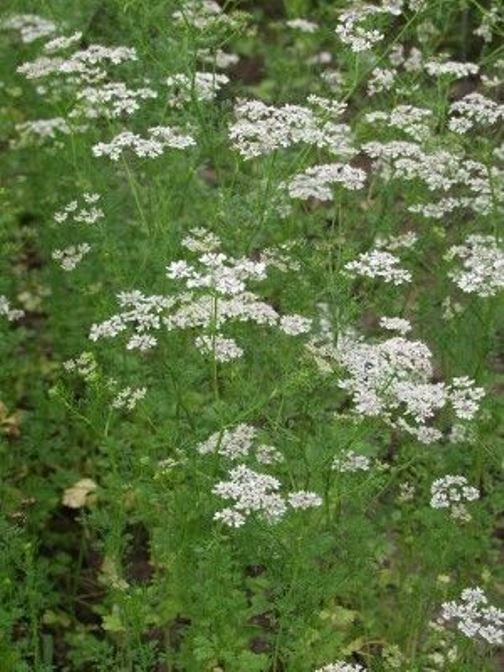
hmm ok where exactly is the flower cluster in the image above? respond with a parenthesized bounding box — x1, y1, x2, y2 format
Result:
(332, 450, 371, 473)
(448, 92, 504, 134)
(17, 44, 138, 83)
(448, 377, 486, 420)
(430, 475, 480, 521)
(229, 98, 355, 160)
(195, 424, 320, 528)
(54, 193, 103, 226)
(212, 464, 321, 528)
(2, 13, 56, 43)
(43, 31, 82, 53)
(90, 230, 311, 359)
(165, 236, 311, 359)
(14, 117, 70, 147)
(197, 48, 239, 69)
(172, 0, 241, 31)
(286, 18, 318, 33)
(367, 67, 396, 96)
(365, 105, 433, 139)
(344, 250, 412, 285)
(13, 24, 156, 153)
(63, 351, 98, 382)
(440, 587, 503, 645)
(52, 243, 91, 271)
(335, 2, 403, 53)
(424, 59, 479, 79)
(197, 424, 257, 459)
(315, 662, 365, 672)
(335, 332, 484, 444)
(166, 72, 229, 107)
(446, 235, 504, 297)
(71, 81, 157, 119)
(363, 141, 463, 192)
(89, 291, 173, 351)
(18, 44, 138, 83)
(379, 316, 412, 335)
(92, 126, 196, 161)
(196, 424, 283, 464)
(0, 295, 25, 322)
(375, 230, 418, 251)
(111, 386, 147, 411)
(195, 334, 244, 362)
(284, 163, 366, 201)
(474, 7, 500, 43)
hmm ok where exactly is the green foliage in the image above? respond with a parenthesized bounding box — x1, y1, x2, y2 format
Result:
(0, 0, 502, 670)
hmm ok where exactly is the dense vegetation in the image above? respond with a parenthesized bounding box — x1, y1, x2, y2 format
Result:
(0, 1, 502, 670)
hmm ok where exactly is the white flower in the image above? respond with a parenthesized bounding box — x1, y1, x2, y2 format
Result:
(333, 450, 371, 473)
(212, 464, 321, 527)
(255, 444, 283, 465)
(15, 118, 70, 146)
(379, 316, 412, 336)
(197, 48, 239, 69)
(334, 331, 478, 443)
(126, 333, 158, 351)
(182, 227, 221, 253)
(195, 334, 244, 362)
(367, 67, 396, 96)
(440, 587, 503, 645)
(285, 163, 366, 201)
(447, 235, 504, 297)
(306, 95, 347, 117)
(229, 99, 356, 160)
(335, 3, 402, 53)
(172, 1, 237, 30)
(165, 72, 229, 107)
(375, 231, 418, 251)
(213, 507, 246, 528)
(44, 31, 82, 53)
(363, 140, 465, 192)
(286, 18, 318, 33)
(72, 82, 157, 119)
(448, 93, 504, 134)
(430, 474, 479, 521)
(92, 233, 311, 359)
(448, 377, 485, 420)
(212, 464, 287, 525)
(92, 126, 195, 161)
(2, 13, 56, 43)
(279, 314, 312, 335)
(474, 7, 499, 43)
(18, 44, 137, 82)
(112, 386, 147, 411)
(425, 59, 479, 78)
(315, 662, 365, 672)
(54, 193, 103, 226)
(63, 352, 97, 381)
(344, 250, 412, 285)
(365, 104, 432, 138)
(52, 243, 91, 270)
(288, 491, 322, 509)
(197, 424, 257, 460)
(0, 295, 25, 322)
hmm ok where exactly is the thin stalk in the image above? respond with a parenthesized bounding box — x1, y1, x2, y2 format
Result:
(211, 294, 220, 400)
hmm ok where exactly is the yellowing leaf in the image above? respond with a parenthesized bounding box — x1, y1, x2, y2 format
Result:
(62, 478, 97, 508)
